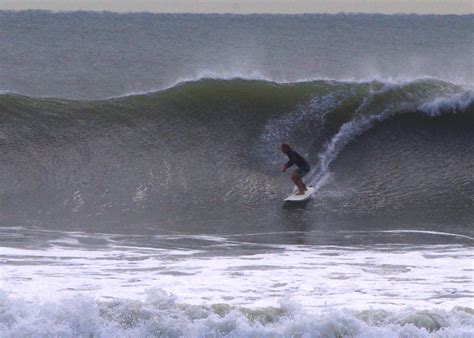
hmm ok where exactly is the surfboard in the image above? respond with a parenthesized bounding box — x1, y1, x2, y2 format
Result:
(284, 186, 315, 202)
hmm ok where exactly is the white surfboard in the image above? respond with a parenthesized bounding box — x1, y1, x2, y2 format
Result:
(284, 186, 315, 202)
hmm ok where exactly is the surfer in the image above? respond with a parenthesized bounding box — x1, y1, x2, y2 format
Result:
(281, 143, 310, 195)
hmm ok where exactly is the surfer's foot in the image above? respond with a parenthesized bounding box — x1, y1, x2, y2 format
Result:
(296, 191, 305, 195)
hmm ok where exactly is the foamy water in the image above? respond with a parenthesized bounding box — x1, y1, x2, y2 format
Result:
(2, 228, 472, 309)
(1, 228, 473, 336)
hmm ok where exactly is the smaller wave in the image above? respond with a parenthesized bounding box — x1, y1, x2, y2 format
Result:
(1, 289, 473, 337)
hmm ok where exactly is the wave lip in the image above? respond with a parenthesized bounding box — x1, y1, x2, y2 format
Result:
(418, 91, 474, 116)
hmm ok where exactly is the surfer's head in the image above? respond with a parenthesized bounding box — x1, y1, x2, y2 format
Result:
(280, 143, 290, 153)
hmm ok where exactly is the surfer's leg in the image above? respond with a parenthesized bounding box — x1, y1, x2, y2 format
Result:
(297, 180, 307, 194)
(291, 173, 306, 195)
(299, 167, 309, 191)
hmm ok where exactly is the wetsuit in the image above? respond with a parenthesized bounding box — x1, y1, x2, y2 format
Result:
(285, 149, 310, 177)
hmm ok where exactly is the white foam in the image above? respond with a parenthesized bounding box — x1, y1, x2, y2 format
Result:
(1, 227, 473, 335)
(0, 290, 472, 337)
(1, 237, 472, 310)
(418, 91, 473, 116)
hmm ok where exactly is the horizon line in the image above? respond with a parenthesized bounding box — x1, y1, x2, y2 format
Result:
(1, 9, 473, 16)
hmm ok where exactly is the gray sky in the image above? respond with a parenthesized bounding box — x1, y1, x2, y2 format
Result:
(1, 0, 473, 14)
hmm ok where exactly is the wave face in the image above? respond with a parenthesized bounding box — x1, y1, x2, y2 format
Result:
(1, 289, 473, 337)
(1, 78, 473, 233)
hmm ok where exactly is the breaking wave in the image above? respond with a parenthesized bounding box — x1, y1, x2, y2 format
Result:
(0, 78, 473, 230)
(1, 289, 473, 337)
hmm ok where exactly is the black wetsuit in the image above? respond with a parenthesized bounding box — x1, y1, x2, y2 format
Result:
(285, 149, 310, 172)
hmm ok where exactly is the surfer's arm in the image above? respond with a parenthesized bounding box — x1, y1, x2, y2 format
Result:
(283, 151, 295, 171)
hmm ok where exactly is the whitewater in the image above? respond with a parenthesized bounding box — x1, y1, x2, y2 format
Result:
(0, 11, 473, 337)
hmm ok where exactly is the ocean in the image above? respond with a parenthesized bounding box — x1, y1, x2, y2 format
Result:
(0, 11, 473, 337)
